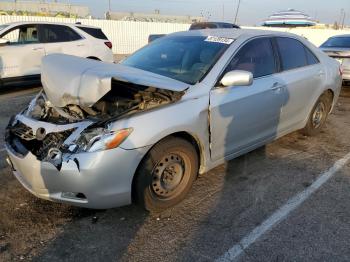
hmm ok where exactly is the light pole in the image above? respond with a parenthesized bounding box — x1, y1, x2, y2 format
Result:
(234, 0, 241, 24)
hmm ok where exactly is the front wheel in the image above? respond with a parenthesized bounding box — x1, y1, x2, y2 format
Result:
(134, 137, 199, 212)
(302, 93, 332, 136)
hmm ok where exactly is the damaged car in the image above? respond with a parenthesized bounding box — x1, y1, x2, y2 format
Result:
(5, 29, 342, 211)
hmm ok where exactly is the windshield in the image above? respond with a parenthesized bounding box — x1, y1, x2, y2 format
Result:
(122, 36, 231, 85)
(321, 37, 350, 48)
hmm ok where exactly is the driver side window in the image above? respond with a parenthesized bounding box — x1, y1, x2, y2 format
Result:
(1, 25, 39, 45)
(225, 37, 277, 78)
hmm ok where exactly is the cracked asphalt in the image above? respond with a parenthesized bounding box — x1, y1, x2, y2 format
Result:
(0, 85, 349, 262)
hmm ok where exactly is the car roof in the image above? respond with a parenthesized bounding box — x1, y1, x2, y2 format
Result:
(168, 28, 301, 40)
(2, 21, 100, 29)
(329, 34, 350, 38)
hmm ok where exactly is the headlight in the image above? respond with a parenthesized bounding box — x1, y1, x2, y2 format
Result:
(76, 128, 133, 153)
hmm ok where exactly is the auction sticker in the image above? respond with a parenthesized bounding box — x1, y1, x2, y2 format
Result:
(205, 36, 234, 44)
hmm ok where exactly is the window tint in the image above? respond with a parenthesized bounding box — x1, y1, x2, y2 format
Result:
(225, 37, 276, 78)
(78, 27, 108, 40)
(321, 37, 350, 48)
(41, 25, 82, 43)
(1, 25, 39, 45)
(305, 47, 319, 65)
(276, 37, 307, 70)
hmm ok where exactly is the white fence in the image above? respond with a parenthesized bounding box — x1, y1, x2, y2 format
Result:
(0, 15, 350, 54)
(0, 15, 190, 54)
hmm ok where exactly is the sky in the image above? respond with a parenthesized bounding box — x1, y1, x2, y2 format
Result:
(2, 0, 350, 25)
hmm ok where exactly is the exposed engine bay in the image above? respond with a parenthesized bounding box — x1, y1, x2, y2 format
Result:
(26, 79, 182, 124)
(6, 79, 184, 169)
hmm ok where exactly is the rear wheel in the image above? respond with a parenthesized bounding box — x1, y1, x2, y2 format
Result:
(302, 93, 332, 136)
(134, 137, 198, 212)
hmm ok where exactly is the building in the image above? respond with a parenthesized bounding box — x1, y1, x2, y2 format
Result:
(106, 11, 205, 24)
(0, 1, 90, 18)
(262, 9, 317, 27)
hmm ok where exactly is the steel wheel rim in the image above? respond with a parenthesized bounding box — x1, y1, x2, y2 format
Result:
(151, 153, 187, 199)
(312, 101, 326, 129)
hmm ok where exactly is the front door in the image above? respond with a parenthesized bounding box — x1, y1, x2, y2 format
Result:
(209, 37, 288, 161)
(0, 24, 45, 79)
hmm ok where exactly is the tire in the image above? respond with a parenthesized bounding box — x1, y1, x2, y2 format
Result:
(302, 93, 332, 136)
(134, 137, 199, 212)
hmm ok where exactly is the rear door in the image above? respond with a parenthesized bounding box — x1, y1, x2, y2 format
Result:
(39, 24, 88, 58)
(274, 37, 323, 131)
(0, 24, 45, 79)
(209, 37, 288, 161)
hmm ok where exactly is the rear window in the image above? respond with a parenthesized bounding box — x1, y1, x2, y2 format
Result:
(190, 23, 217, 30)
(276, 37, 308, 71)
(78, 27, 108, 40)
(321, 37, 350, 48)
(41, 24, 82, 43)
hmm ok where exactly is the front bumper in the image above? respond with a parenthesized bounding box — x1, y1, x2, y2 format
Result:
(6, 141, 150, 209)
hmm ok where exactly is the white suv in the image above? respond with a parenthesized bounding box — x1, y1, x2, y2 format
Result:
(0, 21, 114, 86)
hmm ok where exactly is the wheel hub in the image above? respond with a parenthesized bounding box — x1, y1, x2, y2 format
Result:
(312, 102, 326, 129)
(151, 153, 185, 198)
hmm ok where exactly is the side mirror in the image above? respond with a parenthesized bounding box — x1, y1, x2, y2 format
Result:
(0, 38, 9, 46)
(220, 70, 253, 87)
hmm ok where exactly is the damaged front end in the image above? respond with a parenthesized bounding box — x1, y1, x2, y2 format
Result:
(6, 79, 184, 170)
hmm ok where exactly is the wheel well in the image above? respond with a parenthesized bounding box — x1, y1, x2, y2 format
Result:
(86, 56, 101, 61)
(323, 89, 334, 113)
(131, 132, 204, 203)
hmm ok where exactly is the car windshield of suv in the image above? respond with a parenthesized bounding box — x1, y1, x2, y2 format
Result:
(321, 37, 350, 48)
(122, 36, 232, 85)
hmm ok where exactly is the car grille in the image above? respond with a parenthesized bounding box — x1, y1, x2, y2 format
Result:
(10, 122, 35, 141)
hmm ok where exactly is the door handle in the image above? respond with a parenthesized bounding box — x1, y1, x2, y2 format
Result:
(32, 47, 44, 51)
(271, 82, 284, 91)
(77, 44, 85, 47)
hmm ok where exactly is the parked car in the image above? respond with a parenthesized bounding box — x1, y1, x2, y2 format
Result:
(5, 29, 342, 211)
(189, 22, 240, 30)
(148, 22, 240, 43)
(0, 21, 114, 87)
(320, 34, 350, 84)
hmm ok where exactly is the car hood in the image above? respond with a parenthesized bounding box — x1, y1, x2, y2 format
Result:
(41, 54, 189, 108)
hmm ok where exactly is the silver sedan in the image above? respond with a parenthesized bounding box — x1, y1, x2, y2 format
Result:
(5, 29, 342, 211)
(320, 34, 350, 83)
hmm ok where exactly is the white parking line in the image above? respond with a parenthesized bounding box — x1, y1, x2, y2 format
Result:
(216, 152, 350, 262)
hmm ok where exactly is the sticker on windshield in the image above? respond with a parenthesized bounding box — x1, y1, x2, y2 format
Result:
(205, 36, 234, 45)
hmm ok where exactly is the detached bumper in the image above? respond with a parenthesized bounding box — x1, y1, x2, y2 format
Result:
(6, 142, 150, 209)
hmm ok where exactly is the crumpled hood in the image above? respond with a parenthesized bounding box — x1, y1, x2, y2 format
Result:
(41, 54, 189, 107)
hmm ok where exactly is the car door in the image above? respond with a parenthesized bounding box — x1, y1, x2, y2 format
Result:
(39, 24, 88, 58)
(209, 37, 289, 161)
(0, 24, 45, 79)
(273, 37, 324, 131)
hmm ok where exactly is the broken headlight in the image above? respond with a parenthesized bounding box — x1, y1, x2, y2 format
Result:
(75, 128, 133, 153)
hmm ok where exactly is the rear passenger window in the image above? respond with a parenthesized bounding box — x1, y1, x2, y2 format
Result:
(225, 37, 276, 78)
(78, 27, 108, 40)
(276, 37, 307, 70)
(41, 25, 82, 43)
(305, 47, 319, 65)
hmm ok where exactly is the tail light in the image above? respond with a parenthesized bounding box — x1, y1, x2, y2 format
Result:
(104, 41, 112, 49)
